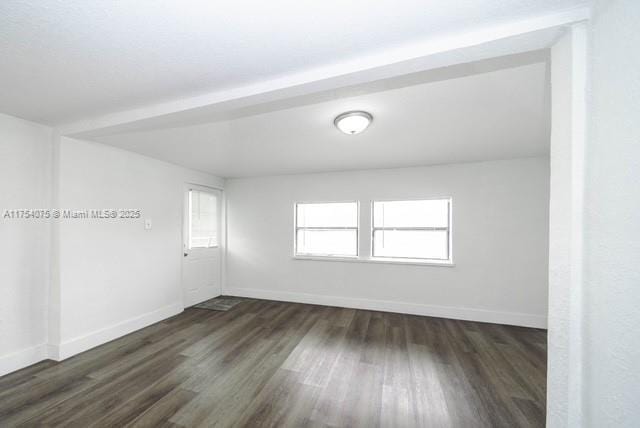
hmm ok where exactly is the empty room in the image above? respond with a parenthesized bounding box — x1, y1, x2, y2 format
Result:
(1, 1, 638, 427)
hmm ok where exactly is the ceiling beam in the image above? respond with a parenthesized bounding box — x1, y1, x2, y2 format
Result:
(58, 7, 590, 138)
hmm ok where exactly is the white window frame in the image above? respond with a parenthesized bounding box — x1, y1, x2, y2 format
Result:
(370, 198, 453, 263)
(293, 201, 359, 258)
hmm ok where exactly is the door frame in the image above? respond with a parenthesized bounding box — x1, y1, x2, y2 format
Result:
(181, 182, 225, 309)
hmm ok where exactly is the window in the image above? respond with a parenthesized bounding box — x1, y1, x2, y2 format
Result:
(189, 189, 218, 248)
(295, 202, 358, 257)
(372, 199, 451, 261)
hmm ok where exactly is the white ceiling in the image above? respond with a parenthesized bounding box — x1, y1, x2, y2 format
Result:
(94, 56, 550, 178)
(1, 0, 587, 126)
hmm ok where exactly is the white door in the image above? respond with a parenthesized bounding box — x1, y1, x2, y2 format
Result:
(182, 185, 222, 307)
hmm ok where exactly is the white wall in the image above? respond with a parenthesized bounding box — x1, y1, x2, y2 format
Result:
(1, 124, 225, 373)
(50, 137, 224, 359)
(226, 158, 549, 328)
(547, 23, 588, 428)
(0, 113, 53, 376)
(584, 0, 640, 425)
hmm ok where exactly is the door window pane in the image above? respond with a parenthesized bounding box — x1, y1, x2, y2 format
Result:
(190, 190, 218, 248)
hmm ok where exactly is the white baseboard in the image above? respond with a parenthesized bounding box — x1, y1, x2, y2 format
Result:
(226, 287, 547, 329)
(0, 302, 184, 376)
(0, 343, 49, 377)
(49, 302, 184, 361)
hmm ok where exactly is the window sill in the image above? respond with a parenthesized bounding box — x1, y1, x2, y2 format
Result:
(292, 255, 455, 267)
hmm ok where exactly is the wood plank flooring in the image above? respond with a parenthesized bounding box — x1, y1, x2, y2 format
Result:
(0, 298, 547, 427)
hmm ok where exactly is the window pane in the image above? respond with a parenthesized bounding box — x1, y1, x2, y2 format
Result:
(297, 202, 357, 228)
(373, 200, 449, 228)
(190, 190, 218, 248)
(373, 230, 448, 259)
(297, 229, 357, 256)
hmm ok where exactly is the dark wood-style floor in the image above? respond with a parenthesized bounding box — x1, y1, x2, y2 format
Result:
(0, 298, 547, 427)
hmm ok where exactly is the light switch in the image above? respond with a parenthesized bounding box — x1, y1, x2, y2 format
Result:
(144, 219, 153, 230)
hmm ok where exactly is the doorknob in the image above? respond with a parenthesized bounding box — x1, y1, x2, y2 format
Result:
(184, 252, 188, 257)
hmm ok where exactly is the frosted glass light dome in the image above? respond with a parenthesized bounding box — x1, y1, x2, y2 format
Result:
(334, 111, 373, 135)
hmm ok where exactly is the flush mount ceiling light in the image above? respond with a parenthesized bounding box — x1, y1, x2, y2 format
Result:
(334, 111, 373, 135)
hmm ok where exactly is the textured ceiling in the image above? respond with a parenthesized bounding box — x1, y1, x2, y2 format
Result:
(0, 0, 587, 125)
